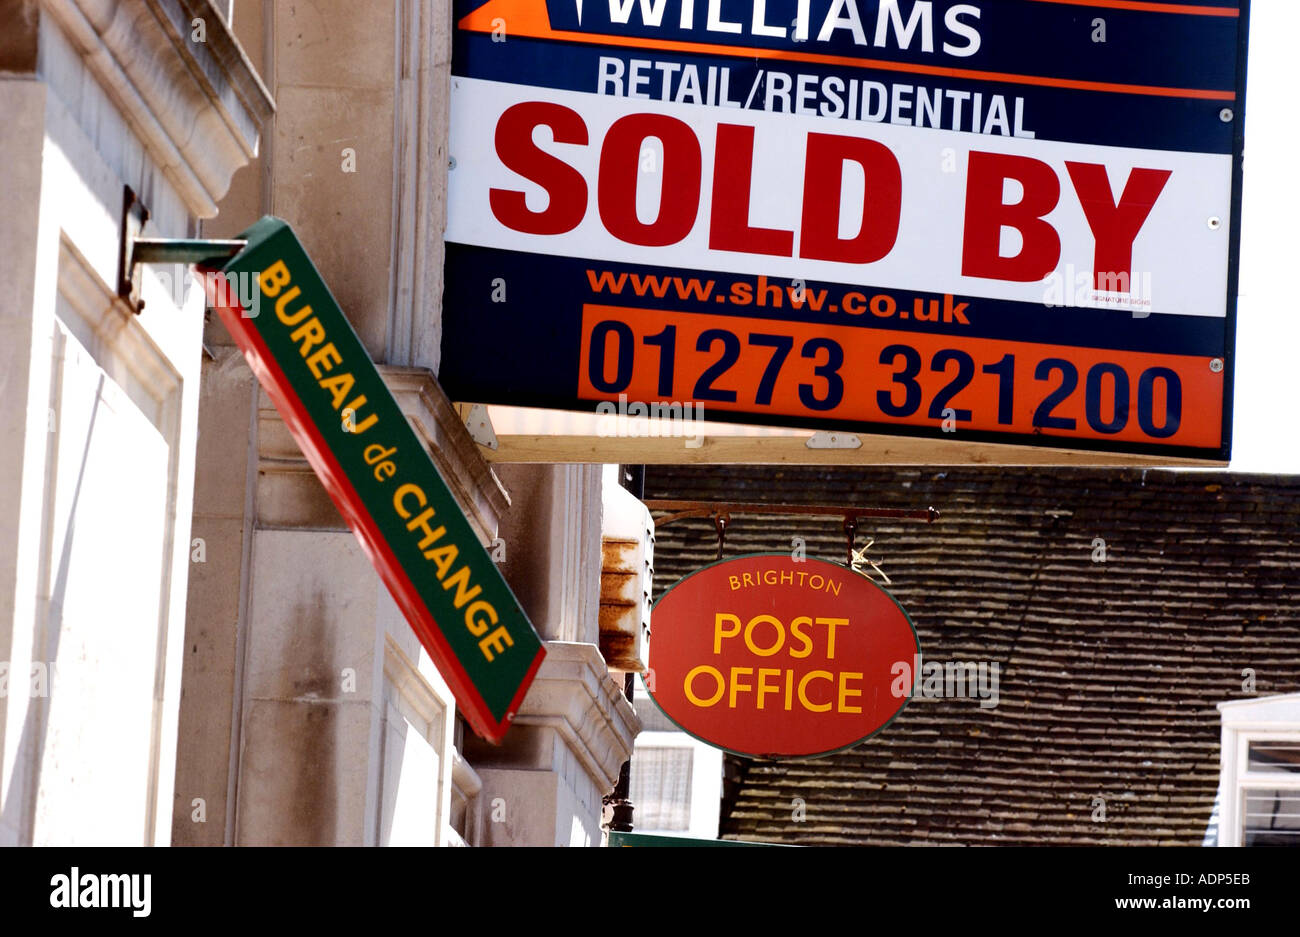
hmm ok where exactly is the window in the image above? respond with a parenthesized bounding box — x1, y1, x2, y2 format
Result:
(1214, 695, 1300, 847)
(626, 686, 724, 838)
(629, 747, 695, 831)
(1241, 739, 1300, 846)
(1242, 788, 1300, 846)
(1246, 740, 1300, 774)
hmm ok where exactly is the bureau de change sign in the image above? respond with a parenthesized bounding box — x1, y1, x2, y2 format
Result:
(645, 554, 920, 757)
(203, 218, 545, 744)
(441, 0, 1249, 461)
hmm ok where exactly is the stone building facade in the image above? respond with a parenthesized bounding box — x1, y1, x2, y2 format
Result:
(1, 0, 640, 847)
(0, 0, 269, 845)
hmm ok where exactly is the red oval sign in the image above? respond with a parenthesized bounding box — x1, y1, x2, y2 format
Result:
(645, 554, 919, 758)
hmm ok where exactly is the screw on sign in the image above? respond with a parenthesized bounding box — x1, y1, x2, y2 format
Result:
(644, 553, 920, 758)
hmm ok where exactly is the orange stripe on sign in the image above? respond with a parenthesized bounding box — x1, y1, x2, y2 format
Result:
(1028, 0, 1239, 17)
(460, 0, 1236, 101)
(577, 305, 1223, 450)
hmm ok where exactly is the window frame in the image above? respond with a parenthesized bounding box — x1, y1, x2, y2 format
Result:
(1215, 694, 1300, 847)
(1234, 730, 1300, 847)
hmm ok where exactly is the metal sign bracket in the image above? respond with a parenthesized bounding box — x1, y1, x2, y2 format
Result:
(465, 404, 500, 450)
(645, 499, 938, 575)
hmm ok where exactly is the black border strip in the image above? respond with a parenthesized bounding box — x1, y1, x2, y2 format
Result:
(1218, 0, 1251, 463)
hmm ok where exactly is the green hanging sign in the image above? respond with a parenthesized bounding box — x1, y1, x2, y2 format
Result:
(202, 217, 544, 743)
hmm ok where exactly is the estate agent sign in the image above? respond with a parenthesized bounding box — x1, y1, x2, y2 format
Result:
(203, 217, 545, 744)
(442, 0, 1249, 461)
(645, 554, 920, 757)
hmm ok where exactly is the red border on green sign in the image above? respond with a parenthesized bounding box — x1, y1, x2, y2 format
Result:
(203, 271, 544, 744)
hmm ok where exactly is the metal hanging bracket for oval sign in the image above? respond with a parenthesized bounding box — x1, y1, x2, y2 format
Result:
(644, 553, 920, 759)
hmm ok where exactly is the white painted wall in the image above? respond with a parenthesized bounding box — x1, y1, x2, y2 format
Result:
(0, 13, 204, 846)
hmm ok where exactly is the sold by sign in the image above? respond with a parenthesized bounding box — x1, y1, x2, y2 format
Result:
(441, 0, 1248, 461)
(645, 555, 920, 758)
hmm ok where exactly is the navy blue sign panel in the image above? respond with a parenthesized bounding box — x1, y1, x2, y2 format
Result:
(441, 0, 1249, 460)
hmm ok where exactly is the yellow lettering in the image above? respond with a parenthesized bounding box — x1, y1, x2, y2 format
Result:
(684, 665, 725, 708)
(306, 343, 342, 378)
(364, 443, 397, 464)
(798, 670, 833, 713)
(405, 508, 445, 551)
(259, 260, 291, 297)
(393, 483, 425, 519)
(478, 625, 514, 662)
(817, 617, 849, 659)
(319, 372, 355, 409)
(364, 444, 397, 483)
(713, 613, 741, 654)
(442, 565, 483, 610)
(788, 616, 813, 659)
(743, 615, 784, 657)
(426, 543, 458, 580)
(465, 600, 497, 637)
(756, 668, 781, 710)
(290, 317, 326, 356)
(275, 287, 313, 326)
(341, 395, 378, 434)
(728, 666, 753, 708)
(838, 671, 863, 714)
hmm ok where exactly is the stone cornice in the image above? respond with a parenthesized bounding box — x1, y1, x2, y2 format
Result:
(512, 642, 641, 790)
(40, 0, 274, 216)
(255, 365, 510, 542)
(381, 367, 512, 537)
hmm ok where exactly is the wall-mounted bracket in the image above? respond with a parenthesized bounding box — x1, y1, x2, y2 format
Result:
(116, 186, 151, 313)
(131, 238, 247, 269)
(644, 500, 939, 528)
(117, 188, 247, 316)
(806, 431, 862, 450)
(644, 499, 937, 572)
(465, 404, 500, 450)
